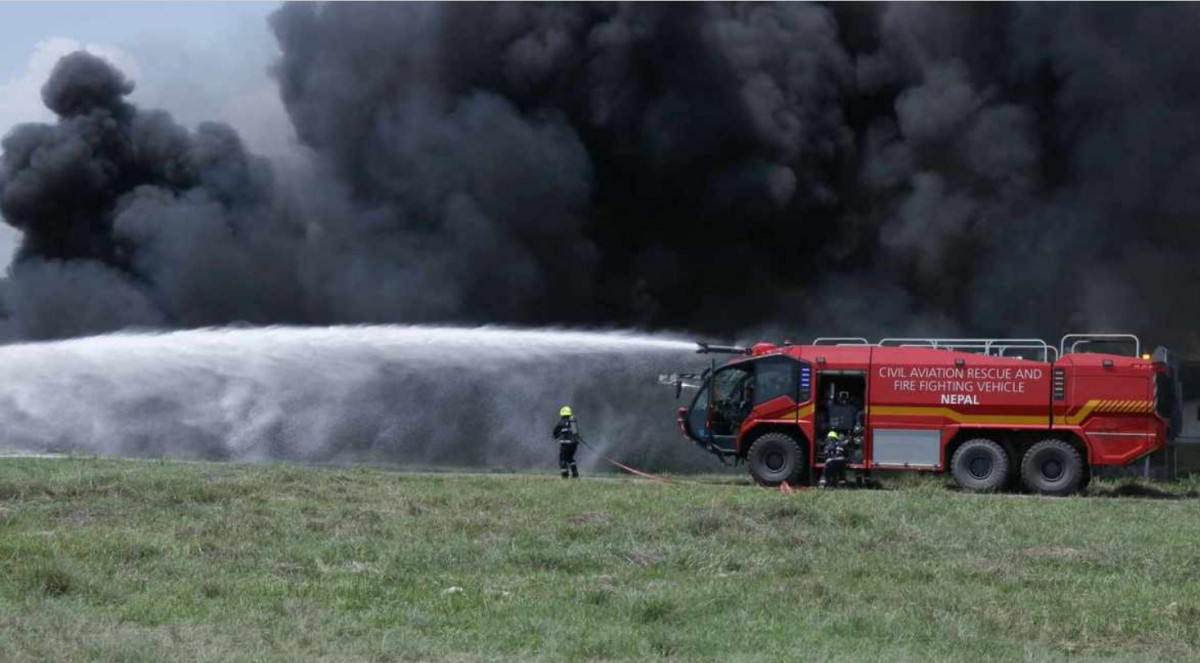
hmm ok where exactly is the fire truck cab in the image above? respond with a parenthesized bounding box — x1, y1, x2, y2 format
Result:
(672, 334, 1182, 495)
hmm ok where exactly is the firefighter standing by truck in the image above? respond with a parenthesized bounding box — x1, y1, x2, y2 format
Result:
(818, 430, 847, 489)
(553, 406, 581, 479)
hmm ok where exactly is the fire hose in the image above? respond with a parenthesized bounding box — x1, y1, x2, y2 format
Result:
(574, 439, 817, 492)
(576, 437, 675, 486)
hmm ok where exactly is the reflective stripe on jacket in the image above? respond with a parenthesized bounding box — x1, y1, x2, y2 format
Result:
(553, 417, 579, 444)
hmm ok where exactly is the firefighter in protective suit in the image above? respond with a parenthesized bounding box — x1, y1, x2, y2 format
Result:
(818, 430, 847, 489)
(553, 406, 581, 479)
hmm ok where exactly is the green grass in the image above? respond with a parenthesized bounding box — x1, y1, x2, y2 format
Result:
(1, 459, 1199, 661)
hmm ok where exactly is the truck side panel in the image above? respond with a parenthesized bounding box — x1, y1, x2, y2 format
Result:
(867, 347, 1053, 468)
(1055, 356, 1157, 465)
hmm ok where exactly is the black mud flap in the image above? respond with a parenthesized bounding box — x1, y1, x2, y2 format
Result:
(1154, 347, 1184, 441)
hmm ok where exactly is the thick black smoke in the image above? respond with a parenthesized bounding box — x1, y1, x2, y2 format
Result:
(0, 51, 309, 339)
(2, 4, 1200, 351)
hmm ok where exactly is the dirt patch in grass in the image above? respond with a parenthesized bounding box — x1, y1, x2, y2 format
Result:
(201, 580, 223, 599)
(0, 481, 24, 501)
(50, 504, 113, 528)
(623, 549, 666, 567)
(316, 559, 376, 575)
(20, 562, 80, 597)
(1091, 483, 1200, 500)
(683, 508, 771, 536)
(635, 597, 677, 623)
(682, 510, 730, 536)
(760, 501, 818, 523)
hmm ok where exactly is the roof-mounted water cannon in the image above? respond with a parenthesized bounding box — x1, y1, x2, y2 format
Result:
(695, 342, 751, 355)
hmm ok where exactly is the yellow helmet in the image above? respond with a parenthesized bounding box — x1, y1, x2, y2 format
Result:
(826, 431, 840, 440)
(559, 406, 573, 417)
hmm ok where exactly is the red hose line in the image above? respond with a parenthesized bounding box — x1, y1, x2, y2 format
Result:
(577, 439, 675, 485)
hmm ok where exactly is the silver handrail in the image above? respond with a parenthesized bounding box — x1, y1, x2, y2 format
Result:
(997, 345, 1060, 361)
(1059, 334, 1140, 357)
(877, 338, 1056, 362)
(771, 333, 1137, 361)
(812, 337, 870, 346)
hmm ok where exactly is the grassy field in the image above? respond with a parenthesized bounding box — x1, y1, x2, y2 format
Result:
(1, 459, 1199, 662)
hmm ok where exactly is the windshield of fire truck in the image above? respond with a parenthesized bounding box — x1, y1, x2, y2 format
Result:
(712, 366, 752, 404)
(686, 384, 710, 439)
(684, 365, 751, 441)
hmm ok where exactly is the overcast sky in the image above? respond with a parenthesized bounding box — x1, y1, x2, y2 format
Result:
(0, 2, 291, 268)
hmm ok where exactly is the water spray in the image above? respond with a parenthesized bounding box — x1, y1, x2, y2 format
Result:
(0, 325, 704, 470)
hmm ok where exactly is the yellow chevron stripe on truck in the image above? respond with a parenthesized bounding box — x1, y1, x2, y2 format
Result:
(1078, 399, 1154, 418)
(1057, 399, 1153, 424)
(791, 403, 814, 419)
(767, 403, 815, 420)
(1061, 400, 1102, 424)
(1048, 399, 1150, 424)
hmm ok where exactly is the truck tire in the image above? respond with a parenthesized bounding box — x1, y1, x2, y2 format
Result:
(950, 438, 1010, 492)
(1020, 439, 1084, 496)
(746, 433, 806, 487)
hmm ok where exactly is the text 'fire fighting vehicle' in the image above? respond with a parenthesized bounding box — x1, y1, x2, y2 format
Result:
(666, 334, 1182, 495)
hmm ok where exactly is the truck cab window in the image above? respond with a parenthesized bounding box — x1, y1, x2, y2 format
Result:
(711, 366, 753, 436)
(754, 356, 802, 405)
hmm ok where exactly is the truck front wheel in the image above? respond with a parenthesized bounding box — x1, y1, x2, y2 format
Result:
(950, 438, 1010, 492)
(746, 433, 806, 487)
(1020, 439, 1083, 496)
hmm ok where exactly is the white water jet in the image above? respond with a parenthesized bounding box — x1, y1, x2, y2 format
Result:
(0, 325, 708, 470)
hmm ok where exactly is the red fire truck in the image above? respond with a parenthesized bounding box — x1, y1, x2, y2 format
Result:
(671, 334, 1182, 495)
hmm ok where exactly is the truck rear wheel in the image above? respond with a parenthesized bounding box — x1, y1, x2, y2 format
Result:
(950, 438, 1010, 492)
(746, 433, 806, 487)
(1020, 439, 1083, 496)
